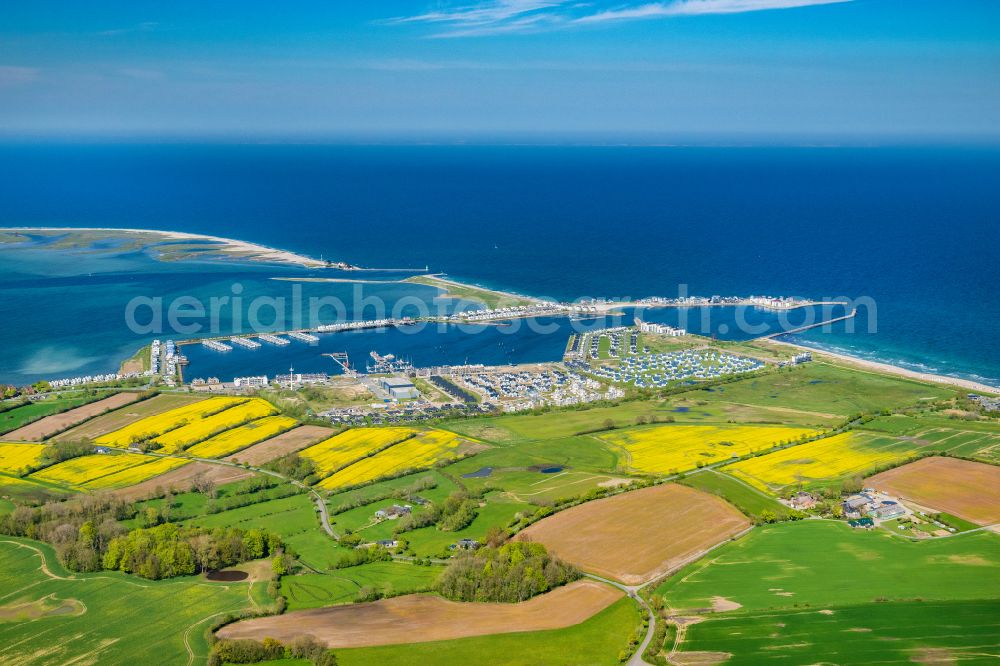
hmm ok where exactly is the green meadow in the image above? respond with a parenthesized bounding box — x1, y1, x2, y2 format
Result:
(281, 561, 443, 610)
(0, 537, 253, 665)
(0, 394, 99, 436)
(685, 362, 954, 419)
(656, 521, 1000, 612)
(334, 596, 642, 666)
(678, 469, 794, 521)
(677, 600, 1000, 665)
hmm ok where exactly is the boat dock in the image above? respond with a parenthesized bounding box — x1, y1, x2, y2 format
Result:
(230, 336, 262, 349)
(259, 334, 290, 346)
(202, 339, 233, 352)
(288, 331, 320, 343)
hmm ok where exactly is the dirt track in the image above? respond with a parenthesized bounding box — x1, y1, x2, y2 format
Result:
(217, 579, 622, 648)
(5, 392, 141, 441)
(223, 425, 332, 465)
(517, 483, 750, 585)
(868, 456, 1000, 525)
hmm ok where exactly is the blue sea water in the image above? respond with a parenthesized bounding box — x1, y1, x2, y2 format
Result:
(0, 145, 997, 386)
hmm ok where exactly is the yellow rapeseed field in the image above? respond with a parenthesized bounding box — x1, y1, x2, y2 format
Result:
(0, 443, 49, 474)
(724, 431, 917, 492)
(151, 398, 277, 452)
(318, 429, 466, 491)
(301, 427, 416, 476)
(81, 456, 189, 490)
(186, 415, 298, 458)
(30, 453, 152, 488)
(95, 396, 246, 448)
(598, 424, 819, 475)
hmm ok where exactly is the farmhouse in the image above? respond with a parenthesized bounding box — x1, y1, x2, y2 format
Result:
(451, 538, 480, 550)
(790, 491, 816, 510)
(375, 504, 412, 520)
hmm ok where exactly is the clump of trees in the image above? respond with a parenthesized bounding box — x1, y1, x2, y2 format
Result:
(393, 489, 485, 536)
(0, 494, 282, 579)
(210, 636, 335, 666)
(265, 452, 317, 483)
(102, 523, 283, 579)
(437, 541, 579, 603)
(0, 494, 134, 570)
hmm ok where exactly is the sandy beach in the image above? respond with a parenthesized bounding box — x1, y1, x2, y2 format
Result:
(764, 337, 1000, 395)
(1, 226, 335, 269)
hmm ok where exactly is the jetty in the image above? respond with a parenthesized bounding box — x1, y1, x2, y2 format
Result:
(230, 337, 261, 349)
(202, 340, 233, 352)
(760, 308, 859, 340)
(259, 334, 290, 346)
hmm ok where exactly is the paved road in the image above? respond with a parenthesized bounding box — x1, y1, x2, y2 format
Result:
(584, 574, 655, 666)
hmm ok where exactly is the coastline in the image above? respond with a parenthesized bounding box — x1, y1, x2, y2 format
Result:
(0, 226, 337, 269)
(764, 337, 1000, 395)
(2, 226, 996, 394)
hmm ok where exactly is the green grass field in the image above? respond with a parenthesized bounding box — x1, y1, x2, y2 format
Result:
(678, 470, 795, 521)
(441, 434, 623, 502)
(687, 362, 955, 419)
(0, 537, 253, 665)
(857, 414, 1000, 463)
(0, 394, 99, 435)
(334, 596, 641, 666)
(656, 521, 1000, 612)
(281, 561, 443, 610)
(676, 600, 1000, 665)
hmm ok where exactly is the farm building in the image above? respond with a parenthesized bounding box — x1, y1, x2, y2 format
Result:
(790, 491, 817, 510)
(875, 504, 906, 520)
(842, 495, 871, 517)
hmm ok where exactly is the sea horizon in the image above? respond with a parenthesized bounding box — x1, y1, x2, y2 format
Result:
(0, 144, 997, 388)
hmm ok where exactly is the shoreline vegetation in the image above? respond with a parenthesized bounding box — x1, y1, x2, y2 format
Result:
(2, 226, 997, 395)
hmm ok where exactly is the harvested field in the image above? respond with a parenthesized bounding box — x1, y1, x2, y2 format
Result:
(867, 456, 1000, 525)
(52, 393, 206, 442)
(223, 425, 334, 465)
(217, 579, 622, 648)
(3, 392, 142, 441)
(517, 484, 750, 585)
(110, 461, 255, 500)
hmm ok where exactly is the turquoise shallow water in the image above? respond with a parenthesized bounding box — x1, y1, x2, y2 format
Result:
(0, 145, 997, 386)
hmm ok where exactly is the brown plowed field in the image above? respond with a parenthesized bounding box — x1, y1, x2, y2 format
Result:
(5, 392, 142, 441)
(868, 456, 1000, 525)
(52, 393, 206, 442)
(516, 483, 750, 585)
(223, 425, 333, 465)
(217, 579, 622, 648)
(110, 461, 255, 500)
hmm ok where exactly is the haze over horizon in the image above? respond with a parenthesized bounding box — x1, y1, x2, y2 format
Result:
(1, 0, 998, 143)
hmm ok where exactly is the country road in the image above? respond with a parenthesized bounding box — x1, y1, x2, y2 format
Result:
(141, 450, 339, 538)
(584, 573, 655, 666)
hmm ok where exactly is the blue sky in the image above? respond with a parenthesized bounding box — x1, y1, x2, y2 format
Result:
(1, 1, 998, 141)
